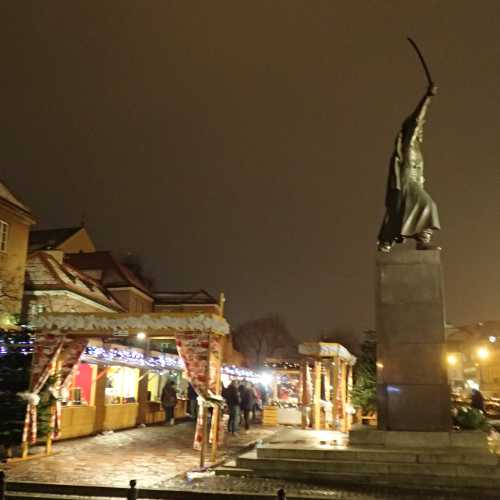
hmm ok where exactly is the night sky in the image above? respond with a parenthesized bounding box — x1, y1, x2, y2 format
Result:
(2, 2, 500, 343)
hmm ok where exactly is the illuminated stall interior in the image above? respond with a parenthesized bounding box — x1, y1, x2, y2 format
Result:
(58, 340, 190, 438)
(261, 360, 302, 426)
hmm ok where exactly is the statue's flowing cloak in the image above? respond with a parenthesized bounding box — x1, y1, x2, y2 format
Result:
(378, 96, 440, 244)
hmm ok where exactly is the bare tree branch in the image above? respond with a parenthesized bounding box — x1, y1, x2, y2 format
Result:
(232, 314, 298, 368)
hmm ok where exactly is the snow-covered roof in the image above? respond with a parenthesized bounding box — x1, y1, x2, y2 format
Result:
(298, 342, 357, 365)
(25, 251, 125, 312)
(32, 311, 230, 335)
(0, 180, 33, 216)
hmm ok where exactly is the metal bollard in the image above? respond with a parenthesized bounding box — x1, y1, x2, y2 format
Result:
(127, 479, 138, 500)
(277, 487, 286, 500)
(0, 470, 5, 500)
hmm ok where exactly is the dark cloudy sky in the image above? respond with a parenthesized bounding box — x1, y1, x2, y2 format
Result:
(2, 1, 500, 342)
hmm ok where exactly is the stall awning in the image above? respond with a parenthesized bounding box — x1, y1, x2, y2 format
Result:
(32, 312, 230, 337)
(298, 342, 356, 365)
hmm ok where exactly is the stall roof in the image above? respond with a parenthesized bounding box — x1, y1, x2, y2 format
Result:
(298, 342, 356, 365)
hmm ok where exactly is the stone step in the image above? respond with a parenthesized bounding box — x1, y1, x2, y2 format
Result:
(215, 459, 254, 477)
(257, 445, 499, 465)
(233, 450, 500, 493)
(238, 450, 500, 484)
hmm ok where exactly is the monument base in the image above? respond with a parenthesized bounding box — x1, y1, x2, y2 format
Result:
(217, 429, 500, 495)
(349, 425, 489, 450)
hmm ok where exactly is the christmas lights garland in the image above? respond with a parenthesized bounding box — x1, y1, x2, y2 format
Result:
(0, 334, 296, 383)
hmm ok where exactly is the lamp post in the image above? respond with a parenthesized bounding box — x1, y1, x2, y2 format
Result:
(476, 346, 490, 388)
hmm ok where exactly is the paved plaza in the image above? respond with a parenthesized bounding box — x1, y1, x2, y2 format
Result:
(161, 475, 486, 499)
(1, 421, 276, 488)
(2, 424, 499, 498)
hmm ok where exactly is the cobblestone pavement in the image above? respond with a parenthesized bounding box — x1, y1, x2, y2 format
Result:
(160, 474, 485, 499)
(1, 421, 276, 488)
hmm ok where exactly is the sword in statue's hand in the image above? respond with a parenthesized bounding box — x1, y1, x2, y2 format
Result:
(407, 37, 437, 96)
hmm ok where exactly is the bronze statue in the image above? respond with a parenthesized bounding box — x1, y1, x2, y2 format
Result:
(377, 39, 441, 252)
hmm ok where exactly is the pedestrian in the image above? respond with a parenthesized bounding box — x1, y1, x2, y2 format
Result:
(240, 382, 256, 431)
(223, 380, 241, 434)
(161, 381, 177, 426)
(471, 388, 485, 413)
(251, 384, 261, 422)
(187, 383, 198, 420)
(238, 382, 246, 426)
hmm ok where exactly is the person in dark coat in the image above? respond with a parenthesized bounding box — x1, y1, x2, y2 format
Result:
(161, 381, 177, 425)
(223, 380, 241, 434)
(378, 83, 440, 252)
(240, 382, 256, 430)
(471, 388, 485, 413)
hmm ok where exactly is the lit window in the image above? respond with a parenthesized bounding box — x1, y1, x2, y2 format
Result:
(0, 220, 8, 252)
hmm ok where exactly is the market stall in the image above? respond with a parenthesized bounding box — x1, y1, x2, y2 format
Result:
(19, 311, 229, 466)
(298, 342, 356, 432)
(261, 361, 302, 426)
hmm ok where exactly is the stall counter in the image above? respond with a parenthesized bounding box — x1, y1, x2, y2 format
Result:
(103, 403, 139, 431)
(59, 405, 96, 440)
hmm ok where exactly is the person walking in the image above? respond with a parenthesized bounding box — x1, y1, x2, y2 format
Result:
(240, 382, 256, 431)
(161, 381, 177, 426)
(223, 380, 241, 434)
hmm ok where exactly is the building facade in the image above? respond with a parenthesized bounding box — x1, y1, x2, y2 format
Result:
(0, 181, 35, 325)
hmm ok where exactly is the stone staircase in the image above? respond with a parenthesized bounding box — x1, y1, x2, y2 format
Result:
(216, 443, 500, 494)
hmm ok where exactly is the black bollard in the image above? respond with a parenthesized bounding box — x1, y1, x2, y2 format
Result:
(127, 479, 138, 500)
(0, 470, 5, 500)
(277, 487, 286, 500)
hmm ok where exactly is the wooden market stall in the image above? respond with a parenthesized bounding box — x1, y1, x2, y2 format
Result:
(16, 310, 229, 466)
(56, 342, 191, 438)
(261, 360, 302, 426)
(298, 342, 356, 432)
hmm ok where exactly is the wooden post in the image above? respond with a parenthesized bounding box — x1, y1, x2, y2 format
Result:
(313, 360, 321, 430)
(340, 360, 348, 432)
(346, 364, 354, 431)
(200, 405, 208, 468)
(324, 361, 331, 429)
(300, 361, 308, 429)
(332, 356, 339, 430)
(210, 334, 225, 463)
(46, 350, 62, 456)
(20, 441, 28, 459)
(199, 331, 211, 469)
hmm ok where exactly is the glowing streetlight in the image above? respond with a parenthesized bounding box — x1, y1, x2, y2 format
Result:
(477, 346, 490, 360)
(136, 332, 146, 340)
(447, 354, 457, 366)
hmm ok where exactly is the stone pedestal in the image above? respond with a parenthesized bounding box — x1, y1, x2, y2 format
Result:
(375, 250, 450, 431)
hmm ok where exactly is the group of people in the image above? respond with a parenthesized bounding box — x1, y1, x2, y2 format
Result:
(161, 378, 268, 433)
(222, 380, 267, 434)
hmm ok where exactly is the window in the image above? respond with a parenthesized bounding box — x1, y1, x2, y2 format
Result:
(0, 221, 8, 252)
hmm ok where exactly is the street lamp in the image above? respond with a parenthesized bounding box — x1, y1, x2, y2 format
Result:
(447, 354, 457, 366)
(477, 346, 489, 360)
(476, 346, 490, 388)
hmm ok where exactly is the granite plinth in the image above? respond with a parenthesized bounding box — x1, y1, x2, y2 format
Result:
(349, 427, 489, 450)
(376, 250, 450, 431)
(221, 429, 500, 494)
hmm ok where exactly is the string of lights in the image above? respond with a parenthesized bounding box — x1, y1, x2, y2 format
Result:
(0, 333, 294, 383)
